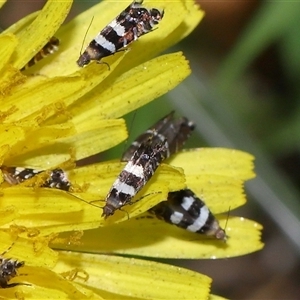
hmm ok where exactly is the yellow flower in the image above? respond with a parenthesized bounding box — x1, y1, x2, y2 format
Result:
(0, 0, 263, 299)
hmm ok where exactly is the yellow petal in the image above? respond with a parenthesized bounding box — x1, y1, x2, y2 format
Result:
(7, 123, 75, 158)
(0, 188, 82, 215)
(118, 0, 204, 74)
(3, 76, 83, 122)
(209, 294, 228, 300)
(1, 265, 102, 300)
(167, 148, 255, 213)
(0, 231, 57, 268)
(0, 33, 17, 70)
(86, 289, 140, 300)
(3, 51, 126, 124)
(0, 124, 26, 150)
(185, 174, 247, 213)
(2, 11, 38, 35)
(62, 215, 263, 259)
(11, 0, 72, 69)
(70, 52, 191, 120)
(180, 1, 205, 40)
(0, 1, 6, 9)
(4, 117, 126, 168)
(117, 0, 195, 74)
(68, 161, 185, 224)
(0, 204, 18, 225)
(39, 1, 188, 77)
(54, 252, 212, 300)
(0, 34, 25, 95)
(0, 164, 184, 235)
(69, 161, 184, 198)
(170, 148, 255, 181)
(58, 118, 128, 162)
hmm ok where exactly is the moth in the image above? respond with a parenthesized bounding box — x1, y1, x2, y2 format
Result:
(77, 0, 164, 67)
(21, 36, 59, 70)
(103, 135, 169, 218)
(121, 113, 226, 239)
(122, 111, 195, 162)
(0, 166, 71, 191)
(103, 112, 195, 218)
(0, 245, 25, 288)
(150, 189, 227, 240)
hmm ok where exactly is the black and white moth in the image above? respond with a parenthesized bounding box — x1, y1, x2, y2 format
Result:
(0, 166, 71, 191)
(103, 135, 169, 218)
(43, 168, 71, 191)
(121, 111, 195, 162)
(21, 36, 60, 71)
(102, 112, 194, 218)
(150, 189, 227, 240)
(77, 0, 164, 67)
(1, 166, 41, 185)
(0, 246, 25, 288)
(103, 111, 195, 218)
(121, 112, 226, 240)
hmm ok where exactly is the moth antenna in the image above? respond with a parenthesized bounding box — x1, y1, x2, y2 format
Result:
(79, 16, 94, 56)
(223, 206, 231, 241)
(65, 190, 103, 210)
(137, 191, 162, 202)
(224, 207, 231, 229)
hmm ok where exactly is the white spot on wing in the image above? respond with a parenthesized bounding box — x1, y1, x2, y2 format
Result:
(132, 141, 141, 147)
(124, 161, 144, 178)
(170, 211, 183, 225)
(113, 179, 136, 197)
(15, 167, 25, 175)
(94, 35, 116, 53)
(187, 205, 210, 232)
(110, 20, 126, 36)
(181, 196, 194, 211)
(61, 173, 69, 182)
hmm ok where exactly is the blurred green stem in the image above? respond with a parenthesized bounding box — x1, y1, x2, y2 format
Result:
(216, 1, 300, 88)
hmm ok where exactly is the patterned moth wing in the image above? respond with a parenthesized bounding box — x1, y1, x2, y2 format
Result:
(0, 245, 25, 288)
(21, 36, 60, 70)
(77, 0, 164, 67)
(122, 111, 195, 161)
(0, 166, 42, 185)
(0, 258, 24, 288)
(42, 168, 71, 191)
(103, 136, 169, 218)
(1, 166, 71, 191)
(150, 189, 227, 240)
